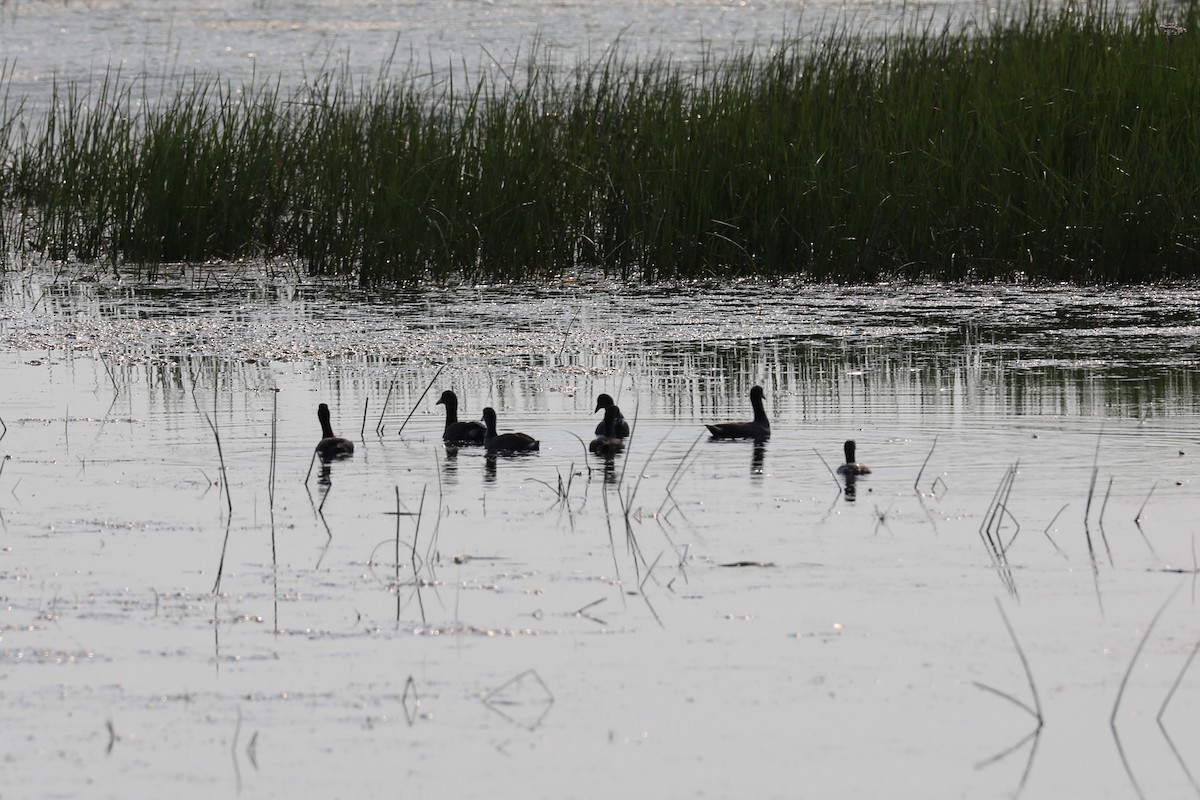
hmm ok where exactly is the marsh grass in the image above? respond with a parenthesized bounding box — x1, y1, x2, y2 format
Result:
(5, 1, 1200, 282)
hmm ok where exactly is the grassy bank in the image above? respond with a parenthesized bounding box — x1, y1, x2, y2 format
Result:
(1, 1, 1198, 283)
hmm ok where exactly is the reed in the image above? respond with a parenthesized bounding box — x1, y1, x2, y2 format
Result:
(396, 366, 445, 437)
(411, 486, 428, 624)
(974, 599, 1044, 725)
(268, 388, 279, 509)
(5, 1, 1200, 282)
(1112, 585, 1181, 727)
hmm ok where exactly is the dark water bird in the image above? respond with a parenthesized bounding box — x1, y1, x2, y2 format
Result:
(593, 393, 630, 438)
(436, 390, 486, 444)
(836, 440, 871, 476)
(482, 407, 540, 452)
(706, 385, 770, 440)
(316, 403, 355, 459)
(590, 403, 626, 454)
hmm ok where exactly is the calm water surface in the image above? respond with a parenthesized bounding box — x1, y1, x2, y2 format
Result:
(1, 266, 1199, 798)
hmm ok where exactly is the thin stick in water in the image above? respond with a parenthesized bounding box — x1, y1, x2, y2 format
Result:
(655, 431, 706, 518)
(1158, 637, 1200, 723)
(400, 484, 410, 623)
(557, 306, 583, 358)
(1135, 481, 1158, 524)
(268, 388, 279, 509)
(1083, 425, 1103, 526)
(914, 435, 938, 494)
(397, 365, 447, 437)
(1097, 476, 1114, 567)
(304, 449, 317, 485)
(201, 407, 232, 514)
(1111, 584, 1182, 728)
(411, 485, 428, 624)
(376, 380, 394, 433)
(998, 598, 1043, 725)
(1041, 503, 1069, 557)
(212, 517, 234, 594)
(813, 449, 843, 496)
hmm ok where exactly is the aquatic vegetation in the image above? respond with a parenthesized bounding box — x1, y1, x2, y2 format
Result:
(2, 0, 1200, 282)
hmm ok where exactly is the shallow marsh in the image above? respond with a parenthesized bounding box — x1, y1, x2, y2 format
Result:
(1, 267, 1200, 798)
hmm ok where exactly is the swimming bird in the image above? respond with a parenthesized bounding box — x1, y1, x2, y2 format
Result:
(436, 390, 486, 444)
(836, 440, 871, 476)
(593, 393, 630, 438)
(705, 385, 770, 440)
(481, 407, 540, 452)
(590, 403, 626, 455)
(316, 403, 355, 459)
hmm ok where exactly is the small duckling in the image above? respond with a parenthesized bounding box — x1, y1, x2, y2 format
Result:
(482, 407, 540, 452)
(836, 440, 871, 476)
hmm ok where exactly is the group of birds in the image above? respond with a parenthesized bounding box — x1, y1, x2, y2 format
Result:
(316, 386, 871, 477)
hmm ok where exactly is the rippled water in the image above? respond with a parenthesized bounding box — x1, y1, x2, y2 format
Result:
(1, 266, 1199, 798)
(2, 0, 995, 112)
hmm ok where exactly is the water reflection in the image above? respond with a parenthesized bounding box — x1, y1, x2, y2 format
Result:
(9, 270, 1200, 800)
(6, 270, 1200, 443)
(441, 444, 461, 483)
(842, 473, 860, 502)
(751, 440, 766, 478)
(483, 449, 540, 484)
(599, 453, 620, 485)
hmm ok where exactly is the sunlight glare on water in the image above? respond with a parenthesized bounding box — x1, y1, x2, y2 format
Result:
(3, 0, 1002, 111)
(1, 266, 1199, 798)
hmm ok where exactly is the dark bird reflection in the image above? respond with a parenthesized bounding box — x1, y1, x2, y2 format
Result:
(843, 473, 859, 502)
(484, 452, 498, 483)
(442, 443, 461, 483)
(602, 454, 619, 485)
(751, 440, 767, 478)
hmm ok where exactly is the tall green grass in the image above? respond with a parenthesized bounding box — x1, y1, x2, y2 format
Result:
(3, 1, 1199, 283)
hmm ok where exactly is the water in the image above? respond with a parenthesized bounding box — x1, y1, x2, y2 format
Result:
(1, 265, 1200, 797)
(0, 0, 993, 113)
(2, 2, 1197, 796)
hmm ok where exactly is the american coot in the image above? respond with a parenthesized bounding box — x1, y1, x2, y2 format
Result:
(705, 385, 770, 440)
(593, 393, 631, 438)
(590, 404, 626, 454)
(436, 390, 486, 444)
(316, 403, 355, 459)
(836, 440, 871, 476)
(482, 407, 540, 452)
